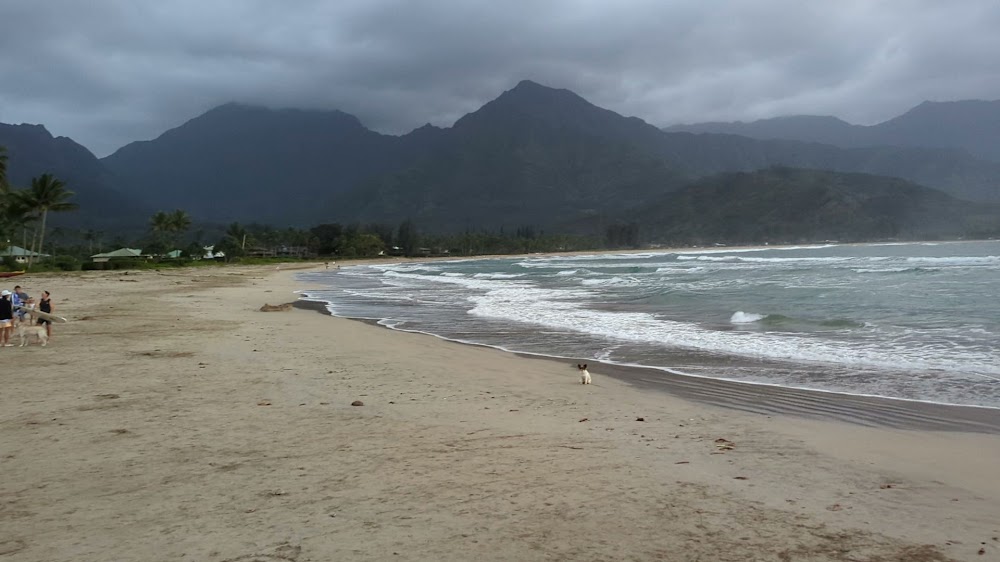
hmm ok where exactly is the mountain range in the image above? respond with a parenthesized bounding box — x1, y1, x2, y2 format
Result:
(664, 99, 1000, 163)
(2, 80, 999, 242)
(0, 123, 149, 230)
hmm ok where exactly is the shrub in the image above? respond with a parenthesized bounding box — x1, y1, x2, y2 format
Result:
(108, 258, 149, 270)
(51, 255, 82, 271)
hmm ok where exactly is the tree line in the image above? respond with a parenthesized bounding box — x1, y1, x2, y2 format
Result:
(214, 219, 603, 259)
(1, 143, 630, 270)
(0, 146, 78, 269)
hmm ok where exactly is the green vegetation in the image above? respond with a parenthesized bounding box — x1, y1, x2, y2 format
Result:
(4, 135, 1000, 275)
(634, 167, 1000, 245)
(0, 145, 7, 188)
(26, 173, 78, 267)
(1, 147, 79, 270)
(147, 209, 192, 254)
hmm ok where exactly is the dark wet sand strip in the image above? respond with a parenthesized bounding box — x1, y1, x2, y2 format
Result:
(596, 361, 1000, 434)
(294, 299, 1000, 434)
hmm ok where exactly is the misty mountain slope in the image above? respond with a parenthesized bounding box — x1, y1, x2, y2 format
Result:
(874, 100, 1000, 161)
(665, 99, 1000, 163)
(87, 81, 1000, 229)
(102, 104, 444, 224)
(335, 82, 1000, 231)
(0, 123, 149, 229)
(336, 81, 688, 229)
(631, 168, 998, 244)
(652, 130, 1000, 203)
(663, 115, 859, 146)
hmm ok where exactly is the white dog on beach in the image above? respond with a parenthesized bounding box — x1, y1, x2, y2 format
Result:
(17, 316, 49, 347)
(577, 363, 592, 385)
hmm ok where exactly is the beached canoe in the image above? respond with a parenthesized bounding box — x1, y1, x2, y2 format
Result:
(0, 271, 25, 279)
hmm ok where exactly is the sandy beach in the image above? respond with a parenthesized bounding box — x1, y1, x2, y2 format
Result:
(2, 264, 998, 562)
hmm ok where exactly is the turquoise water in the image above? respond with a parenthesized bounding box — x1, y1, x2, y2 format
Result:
(299, 241, 1000, 409)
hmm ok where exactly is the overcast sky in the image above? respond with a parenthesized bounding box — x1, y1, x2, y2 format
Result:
(2, 0, 998, 157)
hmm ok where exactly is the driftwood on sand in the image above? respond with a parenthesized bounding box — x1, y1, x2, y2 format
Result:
(259, 302, 294, 312)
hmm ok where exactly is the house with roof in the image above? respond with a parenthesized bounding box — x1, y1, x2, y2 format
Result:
(90, 248, 145, 263)
(0, 245, 50, 264)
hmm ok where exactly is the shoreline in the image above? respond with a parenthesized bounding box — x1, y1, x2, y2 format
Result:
(293, 299, 1000, 434)
(4, 265, 999, 561)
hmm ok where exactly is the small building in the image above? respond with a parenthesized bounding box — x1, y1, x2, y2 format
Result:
(246, 246, 276, 258)
(0, 245, 49, 264)
(91, 248, 144, 263)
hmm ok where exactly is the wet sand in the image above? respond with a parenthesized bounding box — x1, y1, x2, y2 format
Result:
(295, 298, 1000, 434)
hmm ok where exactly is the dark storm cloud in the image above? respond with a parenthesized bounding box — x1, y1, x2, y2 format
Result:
(2, 0, 998, 156)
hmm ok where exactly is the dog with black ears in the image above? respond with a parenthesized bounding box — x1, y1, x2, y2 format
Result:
(576, 363, 592, 385)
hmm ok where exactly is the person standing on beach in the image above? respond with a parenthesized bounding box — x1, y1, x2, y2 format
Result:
(0, 290, 13, 347)
(12, 285, 28, 323)
(37, 290, 54, 339)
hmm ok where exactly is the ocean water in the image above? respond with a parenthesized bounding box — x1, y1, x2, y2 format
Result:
(298, 241, 1000, 409)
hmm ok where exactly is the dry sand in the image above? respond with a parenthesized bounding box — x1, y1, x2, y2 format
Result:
(2, 264, 998, 562)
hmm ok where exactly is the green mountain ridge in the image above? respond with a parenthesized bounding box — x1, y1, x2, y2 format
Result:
(331, 81, 1000, 229)
(628, 168, 1000, 245)
(0, 123, 149, 230)
(4, 81, 1000, 243)
(664, 99, 1000, 163)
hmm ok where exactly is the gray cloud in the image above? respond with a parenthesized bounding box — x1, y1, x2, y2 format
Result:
(1, 0, 998, 157)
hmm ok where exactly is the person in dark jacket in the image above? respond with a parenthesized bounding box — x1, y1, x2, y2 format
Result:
(0, 290, 13, 347)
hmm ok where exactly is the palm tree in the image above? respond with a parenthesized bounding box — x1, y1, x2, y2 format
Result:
(2, 189, 35, 256)
(25, 174, 77, 268)
(0, 147, 12, 246)
(150, 209, 191, 251)
(149, 211, 171, 234)
(0, 146, 8, 189)
(167, 209, 191, 243)
(221, 222, 249, 258)
(82, 229, 97, 254)
(148, 211, 172, 254)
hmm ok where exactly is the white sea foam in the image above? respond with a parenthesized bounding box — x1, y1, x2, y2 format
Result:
(671, 244, 838, 255)
(677, 255, 739, 262)
(375, 263, 441, 273)
(472, 272, 525, 279)
(655, 266, 706, 273)
(678, 255, 850, 264)
(905, 256, 1000, 266)
(466, 288, 1000, 378)
(853, 267, 913, 273)
(580, 276, 640, 287)
(299, 240, 1000, 407)
(730, 311, 766, 324)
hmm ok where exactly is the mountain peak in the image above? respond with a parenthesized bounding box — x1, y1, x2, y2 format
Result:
(0, 122, 54, 140)
(453, 79, 639, 136)
(895, 98, 1000, 119)
(498, 79, 588, 105)
(196, 102, 366, 130)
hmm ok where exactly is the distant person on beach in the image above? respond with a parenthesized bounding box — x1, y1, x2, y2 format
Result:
(37, 291, 54, 339)
(0, 290, 13, 347)
(12, 285, 28, 322)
